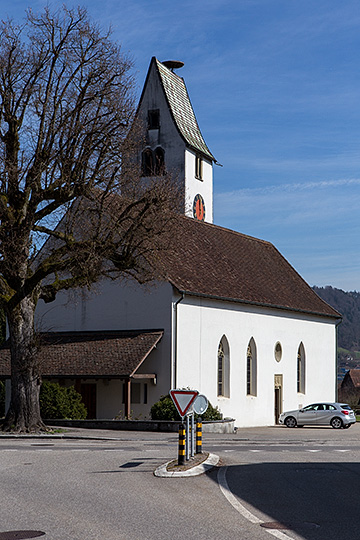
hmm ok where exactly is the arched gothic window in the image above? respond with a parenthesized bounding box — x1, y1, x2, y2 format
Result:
(217, 336, 230, 398)
(142, 148, 154, 176)
(142, 147, 165, 176)
(246, 338, 257, 396)
(154, 147, 165, 175)
(297, 342, 306, 394)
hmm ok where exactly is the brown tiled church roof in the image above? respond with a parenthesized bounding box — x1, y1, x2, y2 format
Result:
(161, 217, 340, 319)
(0, 330, 163, 378)
(0, 217, 339, 379)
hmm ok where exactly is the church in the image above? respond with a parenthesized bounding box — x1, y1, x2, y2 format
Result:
(11, 57, 340, 427)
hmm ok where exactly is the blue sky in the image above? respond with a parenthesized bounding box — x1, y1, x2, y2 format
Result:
(7, 1, 360, 291)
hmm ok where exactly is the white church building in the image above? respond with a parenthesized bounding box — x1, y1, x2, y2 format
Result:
(3, 57, 340, 427)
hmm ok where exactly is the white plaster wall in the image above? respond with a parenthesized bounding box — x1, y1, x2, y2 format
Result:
(95, 378, 158, 419)
(37, 279, 172, 333)
(96, 379, 122, 418)
(184, 149, 213, 223)
(175, 296, 337, 427)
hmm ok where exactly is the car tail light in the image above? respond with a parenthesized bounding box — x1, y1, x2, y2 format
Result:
(341, 410, 349, 415)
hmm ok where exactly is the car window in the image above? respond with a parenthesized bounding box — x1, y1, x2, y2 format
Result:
(326, 405, 336, 410)
(312, 404, 322, 410)
(303, 405, 316, 411)
(341, 405, 352, 410)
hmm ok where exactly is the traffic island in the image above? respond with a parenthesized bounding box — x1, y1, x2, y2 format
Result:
(154, 452, 220, 477)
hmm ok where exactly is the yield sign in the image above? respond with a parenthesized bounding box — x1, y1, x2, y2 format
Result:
(170, 389, 199, 418)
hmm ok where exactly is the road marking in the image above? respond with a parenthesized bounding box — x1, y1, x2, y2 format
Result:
(334, 449, 349, 452)
(306, 449, 321, 452)
(218, 466, 293, 540)
(250, 449, 261, 452)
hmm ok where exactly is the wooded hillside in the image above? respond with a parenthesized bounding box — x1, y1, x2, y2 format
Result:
(313, 286, 360, 352)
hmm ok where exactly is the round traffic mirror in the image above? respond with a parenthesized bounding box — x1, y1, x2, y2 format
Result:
(193, 394, 208, 415)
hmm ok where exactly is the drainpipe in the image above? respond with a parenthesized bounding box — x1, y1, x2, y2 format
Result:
(335, 317, 342, 401)
(173, 291, 184, 389)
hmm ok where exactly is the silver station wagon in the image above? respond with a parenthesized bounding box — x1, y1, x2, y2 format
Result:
(279, 402, 356, 429)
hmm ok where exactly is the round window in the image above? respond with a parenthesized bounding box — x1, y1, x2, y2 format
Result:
(274, 342, 282, 362)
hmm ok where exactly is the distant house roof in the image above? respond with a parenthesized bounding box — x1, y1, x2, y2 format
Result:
(161, 217, 340, 319)
(341, 369, 360, 389)
(0, 330, 163, 378)
(139, 57, 215, 162)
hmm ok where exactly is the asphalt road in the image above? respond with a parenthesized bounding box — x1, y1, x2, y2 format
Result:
(0, 424, 359, 540)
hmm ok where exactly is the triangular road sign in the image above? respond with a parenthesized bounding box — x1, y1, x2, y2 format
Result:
(170, 389, 199, 418)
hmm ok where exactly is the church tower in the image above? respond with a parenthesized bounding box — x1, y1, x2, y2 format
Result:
(136, 57, 215, 223)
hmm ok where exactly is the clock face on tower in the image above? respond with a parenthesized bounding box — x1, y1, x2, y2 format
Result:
(193, 194, 205, 221)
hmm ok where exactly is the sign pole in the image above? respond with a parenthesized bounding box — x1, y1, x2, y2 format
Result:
(186, 414, 190, 461)
(191, 413, 195, 457)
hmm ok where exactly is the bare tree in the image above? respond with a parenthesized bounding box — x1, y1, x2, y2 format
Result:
(0, 6, 178, 432)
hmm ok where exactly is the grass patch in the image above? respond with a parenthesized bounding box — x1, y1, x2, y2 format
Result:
(46, 427, 68, 434)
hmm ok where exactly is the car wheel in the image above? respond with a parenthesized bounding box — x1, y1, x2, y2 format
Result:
(344, 424, 350, 429)
(331, 417, 343, 429)
(285, 416, 297, 428)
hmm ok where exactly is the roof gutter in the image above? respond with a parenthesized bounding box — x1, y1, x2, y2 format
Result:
(171, 287, 341, 321)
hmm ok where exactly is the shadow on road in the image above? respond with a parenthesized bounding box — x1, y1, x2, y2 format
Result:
(210, 461, 360, 540)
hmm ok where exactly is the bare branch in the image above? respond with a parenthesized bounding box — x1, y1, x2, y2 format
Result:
(0, 5, 180, 432)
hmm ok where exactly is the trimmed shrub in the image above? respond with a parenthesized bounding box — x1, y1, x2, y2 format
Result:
(150, 394, 222, 421)
(202, 401, 223, 421)
(40, 381, 87, 419)
(151, 395, 180, 421)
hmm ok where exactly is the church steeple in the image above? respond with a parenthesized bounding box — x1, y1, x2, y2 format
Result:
(136, 57, 215, 223)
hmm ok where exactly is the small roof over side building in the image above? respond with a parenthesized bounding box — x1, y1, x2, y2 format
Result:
(0, 330, 163, 378)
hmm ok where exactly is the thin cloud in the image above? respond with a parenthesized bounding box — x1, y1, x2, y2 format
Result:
(215, 177, 360, 221)
(215, 177, 360, 290)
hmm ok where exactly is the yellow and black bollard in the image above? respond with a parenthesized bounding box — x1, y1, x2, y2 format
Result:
(178, 423, 186, 465)
(196, 418, 202, 454)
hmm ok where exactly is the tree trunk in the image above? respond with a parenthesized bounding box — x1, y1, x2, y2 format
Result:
(2, 296, 46, 432)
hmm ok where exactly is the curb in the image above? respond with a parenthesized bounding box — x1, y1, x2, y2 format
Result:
(154, 453, 219, 477)
(0, 433, 121, 441)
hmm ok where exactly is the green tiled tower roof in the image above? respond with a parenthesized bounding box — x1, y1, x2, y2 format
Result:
(155, 58, 215, 162)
